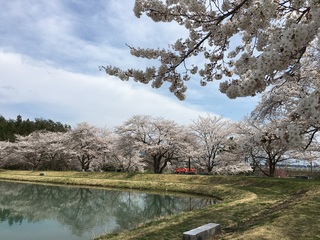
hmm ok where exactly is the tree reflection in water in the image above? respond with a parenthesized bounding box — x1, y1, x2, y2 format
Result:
(0, 181, 219, 238)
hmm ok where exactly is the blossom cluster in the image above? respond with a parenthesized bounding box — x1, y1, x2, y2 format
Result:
(278, 124, 303, 148)
(297, 91, 320, 123)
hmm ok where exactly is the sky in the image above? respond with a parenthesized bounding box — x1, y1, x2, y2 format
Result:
(0, 0, 259, 128)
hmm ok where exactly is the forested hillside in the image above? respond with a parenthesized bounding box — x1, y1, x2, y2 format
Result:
(0, 115, 71, 142)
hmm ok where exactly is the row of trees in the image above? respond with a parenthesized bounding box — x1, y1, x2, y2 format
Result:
(0, 115, 71, 142)
(1, 114, 319, 176)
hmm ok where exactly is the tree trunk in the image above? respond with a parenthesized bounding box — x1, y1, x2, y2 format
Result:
(153, 155, 160, 173)
(159, 160, 168, 174)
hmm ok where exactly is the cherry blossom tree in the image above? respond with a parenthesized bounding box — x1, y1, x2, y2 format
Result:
(13, 131, 51, 170)
(5, 131, 71, 170)
(102, 0, 320, 102)
(66, 123, 111, 171)
(0, 125, 113, 171)
(235, 118, 301, 177)
(189, 115, 251, 174)
(38, 131, 72, 170)
(0, 141, 14, 168)
(106, 133, 146, 172)
(189, 115, 231, 172)
(115, 115, 192, 173)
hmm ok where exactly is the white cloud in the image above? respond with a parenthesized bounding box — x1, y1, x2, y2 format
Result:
(0, 51, 212, 128)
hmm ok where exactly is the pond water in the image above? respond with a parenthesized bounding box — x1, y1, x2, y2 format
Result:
(0, 181, 217, 240)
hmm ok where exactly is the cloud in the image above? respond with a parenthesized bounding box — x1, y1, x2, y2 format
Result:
(0, 0, 191, 74)
(0, 51, 213, 128)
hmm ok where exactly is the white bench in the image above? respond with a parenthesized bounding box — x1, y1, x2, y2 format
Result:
(183, 223, 221, 240)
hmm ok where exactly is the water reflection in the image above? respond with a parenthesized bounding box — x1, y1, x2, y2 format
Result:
(0, 181, 218, 239)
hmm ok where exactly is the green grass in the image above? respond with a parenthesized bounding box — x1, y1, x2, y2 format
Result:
(0, 170, 320, 239)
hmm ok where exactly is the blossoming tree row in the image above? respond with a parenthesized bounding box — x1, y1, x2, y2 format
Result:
(1, 114, 319, 176)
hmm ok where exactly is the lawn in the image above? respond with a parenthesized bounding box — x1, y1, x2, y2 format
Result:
(0, 170, 319, 239)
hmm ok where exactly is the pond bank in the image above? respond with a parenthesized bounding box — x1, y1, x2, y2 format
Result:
(1, 170, 320, 239)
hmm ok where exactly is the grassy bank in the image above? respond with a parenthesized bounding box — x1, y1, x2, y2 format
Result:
(0, 170, 320, 239)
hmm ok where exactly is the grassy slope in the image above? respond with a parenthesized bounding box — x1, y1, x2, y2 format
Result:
(0, 170, 319, 240)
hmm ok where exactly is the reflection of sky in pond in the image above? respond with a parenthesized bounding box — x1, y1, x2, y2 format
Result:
(0, 181, 218, 240)
(0, 219, 120, 240)
(0, 220, 88, 240)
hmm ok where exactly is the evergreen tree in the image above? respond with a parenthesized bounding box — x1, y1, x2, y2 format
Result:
(0, 115, 71, 142)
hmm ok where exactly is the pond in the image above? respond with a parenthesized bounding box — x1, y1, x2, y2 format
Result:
(0, 181, 218, 240)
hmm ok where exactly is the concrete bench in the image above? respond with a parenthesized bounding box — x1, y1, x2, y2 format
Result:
(183, 223, 221, 240)
(295, 175, 310, 180)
